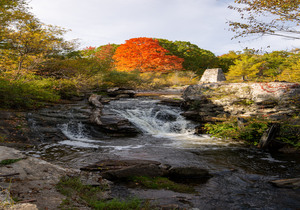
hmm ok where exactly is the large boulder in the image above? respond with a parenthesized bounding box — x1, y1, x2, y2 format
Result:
(96, 114, 139, 137)
(81, 159, 212, 183)
(81, 159, 170, 180)
(107, 88, 136, 98)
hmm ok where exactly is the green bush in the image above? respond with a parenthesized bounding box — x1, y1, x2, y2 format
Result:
(204, 118, 269, 145)
(99, 70, 142, 89)
(277, 124, 300, 147)
(0, 77, 60, 109)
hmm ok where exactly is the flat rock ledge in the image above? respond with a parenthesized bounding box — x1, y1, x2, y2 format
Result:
(81, 159, 211, 183)
(0, 146, 107, 210)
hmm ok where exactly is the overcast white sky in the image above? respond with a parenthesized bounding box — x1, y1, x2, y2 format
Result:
(29, 0, 299, 55)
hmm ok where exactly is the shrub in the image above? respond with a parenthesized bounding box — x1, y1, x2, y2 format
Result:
(99, 70, 142, 89)
(204, 118, 269, 145)
(0, 77, 60, 109)
(277, 124, 300, 147)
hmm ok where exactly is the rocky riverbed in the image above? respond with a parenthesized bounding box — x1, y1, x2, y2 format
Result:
(0, 86, 300, 209)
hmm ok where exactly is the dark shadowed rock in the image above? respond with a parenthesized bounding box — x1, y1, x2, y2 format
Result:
(81, 160, 212, 184)
(158, 98, 184, 107)
(81, 159, 170, 180)
(107, 88, 136, 98)
(97, 115, 139, 137)
(258, 123, 281, 150)
(167, 167, 211, 183)
(181, 111, 201, 121)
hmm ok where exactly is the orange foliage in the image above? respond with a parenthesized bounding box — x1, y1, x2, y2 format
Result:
(113, 37, 184, 72)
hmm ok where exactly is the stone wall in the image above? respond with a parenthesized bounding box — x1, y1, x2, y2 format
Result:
(182, 82, 300, 121)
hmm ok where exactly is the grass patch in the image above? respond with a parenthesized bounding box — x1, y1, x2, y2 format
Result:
(128, 176, 196, 194)
(233, 99, 254, 106)
(0, 159, 23, 166)
(91, 198, 142, 210)
(56, 176, 144, 210)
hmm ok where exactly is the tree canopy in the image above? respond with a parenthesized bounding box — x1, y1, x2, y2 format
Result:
(0, 0, 76, 78)
(157, 39, 217, 75)
(113, 37, 183, 72)
(228, 0, 300, 39)
(226, 49, 300, 82)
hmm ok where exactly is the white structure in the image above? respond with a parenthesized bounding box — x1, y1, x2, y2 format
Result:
(200, 68, 226, 83)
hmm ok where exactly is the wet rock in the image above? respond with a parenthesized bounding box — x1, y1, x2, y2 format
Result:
(194, 124, 205, 134)
(81, 160, 212, 185)
(81, 159, 170, 180)
(107, 88, 135, 98)
(159, 98, 184, 107)
(97, 115, 139, 137)
(167, 167, 211, 183)
(89, 94, 104, 126)
(258, 123, 281, 150)
(181, 111, 201, 121)
(90, 107, 102, 125)
(88, 94, 103, 109)
(270, 178, 300, 189)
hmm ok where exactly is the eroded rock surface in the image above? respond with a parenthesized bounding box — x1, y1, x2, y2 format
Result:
(0, 146, 80, 210)
(183, 82, 300, 121)
(81, 159, 211, 184)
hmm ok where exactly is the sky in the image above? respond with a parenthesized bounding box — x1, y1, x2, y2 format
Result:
(28, 0, 300, 55)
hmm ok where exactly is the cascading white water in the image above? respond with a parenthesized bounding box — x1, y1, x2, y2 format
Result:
(59, 121, 100, 148)
(108, 99, 235, 147)
(111, 104, 193, 136)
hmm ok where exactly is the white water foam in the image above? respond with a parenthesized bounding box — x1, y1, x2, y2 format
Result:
(58, 122, 101, 148)
(109, 99, 238, 148)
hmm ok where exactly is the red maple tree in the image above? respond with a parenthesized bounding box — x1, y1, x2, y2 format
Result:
(113, 37, 184, 72)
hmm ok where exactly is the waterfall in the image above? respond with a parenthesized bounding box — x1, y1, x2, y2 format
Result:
(108, 98, 236, 147)
(110, 102, 194, 136)
(58, 121, 101, 148)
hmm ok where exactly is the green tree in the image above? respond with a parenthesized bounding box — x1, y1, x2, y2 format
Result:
(0, 0, 28, 44)
(260, 51, 292, 78)
(0, 15, 75, 77)
(228, 0, 300, 39)
(157, 39, 217, 75)
(227, 52, 263, 81)
(82, 43, 119, 71)
(217, 51, 242, 72)
(277, 50, 300, 82)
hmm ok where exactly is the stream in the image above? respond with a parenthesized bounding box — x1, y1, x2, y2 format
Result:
(25, 98, 300, 209)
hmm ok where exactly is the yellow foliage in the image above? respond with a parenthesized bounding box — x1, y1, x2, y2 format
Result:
(277, 59, 300, 82)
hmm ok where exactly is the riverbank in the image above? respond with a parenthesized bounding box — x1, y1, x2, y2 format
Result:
(0, 86, 300, 209)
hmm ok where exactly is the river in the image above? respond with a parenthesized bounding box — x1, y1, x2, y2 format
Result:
(25, 97, 300, 209)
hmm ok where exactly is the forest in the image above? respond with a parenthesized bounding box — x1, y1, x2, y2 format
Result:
(0, 0, 299, 109)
